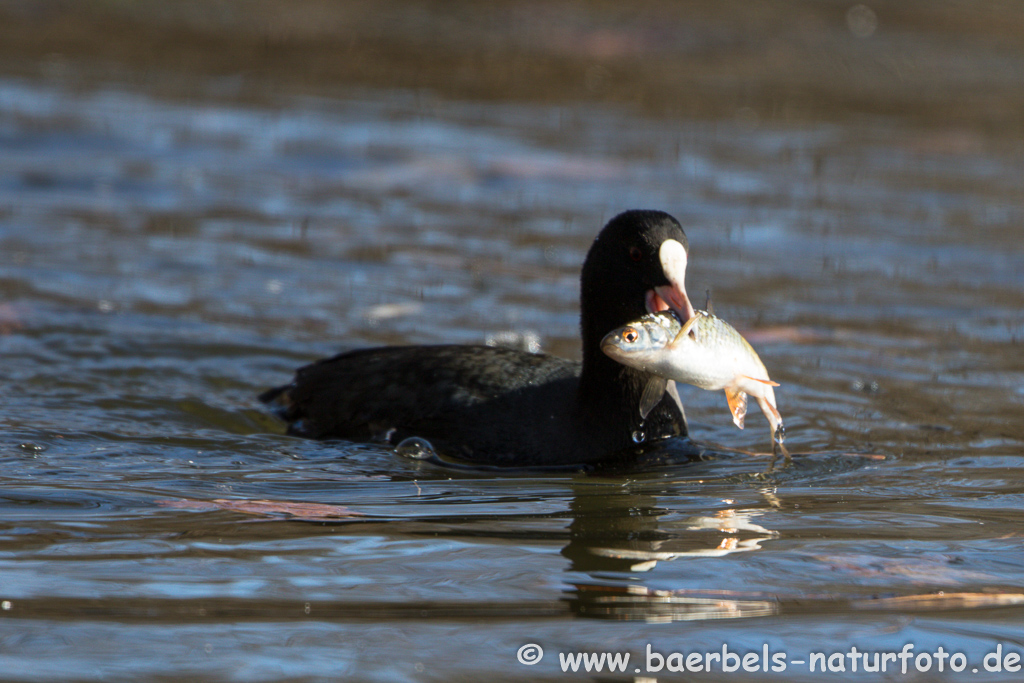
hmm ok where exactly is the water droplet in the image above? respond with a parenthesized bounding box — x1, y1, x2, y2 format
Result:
(395, 437, 436, 460)
(631, 430, 646, 444)
(773, 423, 786, 445)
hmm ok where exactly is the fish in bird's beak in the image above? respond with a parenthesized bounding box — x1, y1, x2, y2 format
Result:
(645, 239, 696, 322)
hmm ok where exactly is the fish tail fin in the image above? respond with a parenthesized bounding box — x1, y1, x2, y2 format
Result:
(757, 395, 782, 427)
(754, 393, 787, 451)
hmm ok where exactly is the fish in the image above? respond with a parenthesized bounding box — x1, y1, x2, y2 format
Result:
(601, 309, 790, 460)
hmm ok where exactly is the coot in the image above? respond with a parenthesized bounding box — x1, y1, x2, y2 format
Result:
(260, 210, 697, 466)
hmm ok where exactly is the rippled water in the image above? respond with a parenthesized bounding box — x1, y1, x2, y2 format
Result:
(2, 2, 1024, 681)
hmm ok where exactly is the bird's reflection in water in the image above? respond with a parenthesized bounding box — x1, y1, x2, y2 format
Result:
(562, 485, 782, 621)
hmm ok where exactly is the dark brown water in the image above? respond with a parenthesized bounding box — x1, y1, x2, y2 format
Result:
(2, 2, 1024, 681)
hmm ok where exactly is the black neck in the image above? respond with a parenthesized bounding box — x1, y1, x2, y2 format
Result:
(576, 348, 679, 452)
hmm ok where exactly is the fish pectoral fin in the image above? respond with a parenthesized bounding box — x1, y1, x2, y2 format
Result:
(665, 380, 688, 432)
(740, 374, 780, 387)
(725, 388, 748, 429)
(639, 376, 668, 420)
(669, 315, 700, 346)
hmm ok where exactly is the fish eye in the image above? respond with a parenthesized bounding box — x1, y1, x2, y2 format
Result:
(628, 246, 643, 262)
(623, 328, 639, 343)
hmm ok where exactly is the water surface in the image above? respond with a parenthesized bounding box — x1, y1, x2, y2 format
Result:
(1, 2, 1024, 681)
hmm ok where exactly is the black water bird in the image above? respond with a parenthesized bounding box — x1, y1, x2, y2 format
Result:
(260, 210, 697, 466)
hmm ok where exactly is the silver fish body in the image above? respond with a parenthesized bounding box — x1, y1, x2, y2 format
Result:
(602, 309, 789, 459)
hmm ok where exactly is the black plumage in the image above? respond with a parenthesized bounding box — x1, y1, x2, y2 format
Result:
(261, 210, 693, 466)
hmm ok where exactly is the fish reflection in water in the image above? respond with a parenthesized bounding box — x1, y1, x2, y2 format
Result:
(561, 486, 782, 575)
(586, 508, 777, 569)
(562, 485, 783, 622)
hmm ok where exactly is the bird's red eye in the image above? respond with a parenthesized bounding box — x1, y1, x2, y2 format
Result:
(629, 246, 643, 262)
(623, 328, 639, 343)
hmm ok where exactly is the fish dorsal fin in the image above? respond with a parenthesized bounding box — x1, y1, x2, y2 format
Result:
(725, 387, 748, 429)
(665, 379, 688, 432)
(740, 374, 780, 387)
(670, 313, 700, 346)
(639, 376, 668, 420)
(704, 289, 714, 316)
